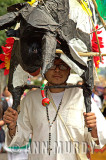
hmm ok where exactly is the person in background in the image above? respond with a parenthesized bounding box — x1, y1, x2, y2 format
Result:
(0, 97, 8, 153)
(99, 87, 106, 104)
(92, 86, 102, 110)
(76, 80, 83, 86)
(76, 80, 84, 89)
(100, 87, 106, 117)
(2, 86, 13, 107)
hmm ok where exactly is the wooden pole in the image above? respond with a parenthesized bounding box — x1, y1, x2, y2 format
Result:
(90, 26, 104, 34)
(56, 49, 106, 57)
(78, 52, 106, 57)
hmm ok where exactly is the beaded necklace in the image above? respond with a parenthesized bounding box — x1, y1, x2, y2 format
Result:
(45, 89, 62, 155)
(41, 84, 63, 155)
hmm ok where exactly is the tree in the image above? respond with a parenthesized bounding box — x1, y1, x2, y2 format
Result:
(0, 0, 24, 52)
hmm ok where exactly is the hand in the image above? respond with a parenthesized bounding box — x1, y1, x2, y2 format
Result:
(83, 112, 96, 129)
(0, 120, 5, 126)
(83, 112, 99, 144)
(3, 107, 18, 130)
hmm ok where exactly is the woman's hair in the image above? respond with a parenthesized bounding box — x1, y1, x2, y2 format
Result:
(0, 102, 3, 119)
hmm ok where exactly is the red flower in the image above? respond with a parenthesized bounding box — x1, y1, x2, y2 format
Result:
(1, 46, 12, 54)
(0, 54, 5, 61)
(0, 37, 14, 75)
(91, 25, 104, 68)
(5, 37, 14, 46)
(0, 62, 5, 69)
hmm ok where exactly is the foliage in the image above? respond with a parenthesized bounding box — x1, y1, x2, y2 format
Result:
(0, 30, 6, 52)
(0, 0, 24, 53)
(0, 0, 24, 16)
(96, 0, 106, 20)
(33, 79, 42, 86)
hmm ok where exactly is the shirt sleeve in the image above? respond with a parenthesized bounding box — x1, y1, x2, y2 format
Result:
(5, 97, 33, 148)
(91, 98, 106, 148)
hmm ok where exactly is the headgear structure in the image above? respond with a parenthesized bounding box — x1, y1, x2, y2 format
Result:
(0, 0, 103, 113)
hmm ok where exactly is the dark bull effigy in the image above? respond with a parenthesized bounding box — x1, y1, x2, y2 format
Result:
(0, 0, 105, 131)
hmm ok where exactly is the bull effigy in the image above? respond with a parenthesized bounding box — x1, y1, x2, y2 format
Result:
(0, 0, 106, 132)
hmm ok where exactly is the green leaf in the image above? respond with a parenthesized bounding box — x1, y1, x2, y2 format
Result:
(96, 0, 106, 20)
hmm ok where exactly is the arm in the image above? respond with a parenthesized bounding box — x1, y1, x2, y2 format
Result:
(3, 98, 32, 147)
(91, 99, 106, 147)
(84, 112, 99, 145)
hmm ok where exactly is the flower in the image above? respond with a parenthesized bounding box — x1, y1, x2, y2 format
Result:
(91, 25, 104, 69)
(28, 0, 37, 6)
(0, 37, 14, 75)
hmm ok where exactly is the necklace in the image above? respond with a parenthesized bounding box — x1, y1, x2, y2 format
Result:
(45, 89, 62, 155)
